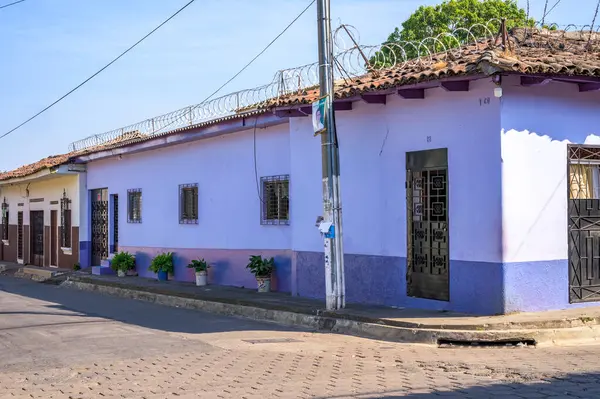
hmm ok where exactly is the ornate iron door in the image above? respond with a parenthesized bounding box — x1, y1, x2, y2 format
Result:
(30, 211, 44, 267)
(406, 148, 449, 301)
(91, 189, 109, 266)
(568, 145, 600, 303)
(17, 211, 23, 260)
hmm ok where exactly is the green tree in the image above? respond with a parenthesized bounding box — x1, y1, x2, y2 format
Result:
(371, 0, 534, 67)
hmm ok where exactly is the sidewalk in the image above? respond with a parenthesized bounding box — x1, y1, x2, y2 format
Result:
(3, 260, 600, 346)
(43, 271, 600, 347)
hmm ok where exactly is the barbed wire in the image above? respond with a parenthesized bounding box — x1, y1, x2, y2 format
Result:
(69, 19, 600, 153)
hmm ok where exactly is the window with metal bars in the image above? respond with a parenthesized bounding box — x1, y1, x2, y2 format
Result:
(61, 193, 72, 248)
(17, 212, 23, 259)
(1, 200, 8, 241)
(261, 175, 290, 225)
(179, 184, 198, 224)
(127, 189, 142, 223)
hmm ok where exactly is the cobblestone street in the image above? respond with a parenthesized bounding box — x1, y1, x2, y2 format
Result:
(1, 277, 600, 399)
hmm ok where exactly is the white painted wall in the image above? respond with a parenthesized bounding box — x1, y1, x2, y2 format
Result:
(0, 174, 81, 228)
(290, 79, 503, 262)
(500, 76, 600, 262)
(86, 123, 291, 251)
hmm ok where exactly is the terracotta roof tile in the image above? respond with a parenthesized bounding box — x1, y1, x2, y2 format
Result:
(0, 153, 74, 182)
(268, 28, 600, 107)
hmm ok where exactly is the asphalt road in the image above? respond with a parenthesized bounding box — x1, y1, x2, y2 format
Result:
(1, 276, 600, 398)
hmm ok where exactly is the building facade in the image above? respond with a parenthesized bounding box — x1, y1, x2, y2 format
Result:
(0, 160, 87, 269)
(4, 28, 600, 315)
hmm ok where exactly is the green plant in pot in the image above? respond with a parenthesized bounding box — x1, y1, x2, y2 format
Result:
(111, 251, 136, 277)
(149, 252, 174, 281)
(187, 258, 210, 286)
(246, 255, 275, 293)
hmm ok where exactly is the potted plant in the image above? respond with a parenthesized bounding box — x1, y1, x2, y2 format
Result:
(246, 255, 275, 293)
(149, 252, 174, 281)
(111, 251, 136, 277)
(187, 258, 210, 286)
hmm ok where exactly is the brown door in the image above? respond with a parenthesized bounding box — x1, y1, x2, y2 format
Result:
(50, 210, 57, 266)
(30, 211, 44, 267)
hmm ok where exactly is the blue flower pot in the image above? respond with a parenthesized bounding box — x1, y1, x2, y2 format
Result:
(157, 270, 168, 281)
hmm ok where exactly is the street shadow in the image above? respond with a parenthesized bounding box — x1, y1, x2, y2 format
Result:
(318, 372, 600, 398)
(0, 277, 303, 335)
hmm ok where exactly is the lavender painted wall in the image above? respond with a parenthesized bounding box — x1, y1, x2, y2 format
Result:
(500, 76, 600, 312)
(85, 123, 292, 289)
(290, 79, 504, 313)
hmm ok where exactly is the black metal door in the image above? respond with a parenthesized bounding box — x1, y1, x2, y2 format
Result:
(17, 211, 23, 260)
(91, 189, 109, 266)
(30, 211, 44, 267)
(406, 148, 449, 301)
(568, 145, 600, 303)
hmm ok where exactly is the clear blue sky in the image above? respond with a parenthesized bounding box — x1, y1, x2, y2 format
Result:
(0, 0, 595, 171)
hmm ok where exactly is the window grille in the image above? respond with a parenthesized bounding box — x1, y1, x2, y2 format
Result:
(17, 212, 23, 259)
(60, 190, 72, 248)
(179, 184, 199, 224)
(261, 175, 290, 225)
(127, 189, 142, 223)
(1, 198, 8, 241)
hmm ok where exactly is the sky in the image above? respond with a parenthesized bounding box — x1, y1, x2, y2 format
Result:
(0, 0, 597, 171)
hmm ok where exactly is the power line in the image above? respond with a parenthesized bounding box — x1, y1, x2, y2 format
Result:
(0, 0, 198, 141)
(541, 0, 563, 25)
(0, 0, 25, 10)
(189, 0, 316, 115)
(105, 0, 316, 141)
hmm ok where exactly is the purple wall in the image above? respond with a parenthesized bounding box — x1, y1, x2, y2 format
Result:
(121, 246, 293, 292)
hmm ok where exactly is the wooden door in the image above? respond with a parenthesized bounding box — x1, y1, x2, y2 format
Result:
(50, 210, 57, 266)
(30, 211, 44, 267)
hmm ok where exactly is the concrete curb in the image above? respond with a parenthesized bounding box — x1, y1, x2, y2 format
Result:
(60, 279, 600, 347)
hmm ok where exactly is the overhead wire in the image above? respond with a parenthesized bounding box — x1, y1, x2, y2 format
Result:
(0, 0, 25, 10)
(144, 0, 316, 138)
(0, 0, 198, 141)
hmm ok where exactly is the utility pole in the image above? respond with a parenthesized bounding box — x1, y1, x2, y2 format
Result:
(316, 0, 345, 310)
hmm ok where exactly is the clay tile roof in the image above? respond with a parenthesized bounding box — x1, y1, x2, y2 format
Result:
(0, 153, 74, 182)
(268, 28, 600, 107)
(0, 130, 148, 182)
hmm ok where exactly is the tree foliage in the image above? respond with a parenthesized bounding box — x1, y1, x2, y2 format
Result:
(372, 0, 534, 66)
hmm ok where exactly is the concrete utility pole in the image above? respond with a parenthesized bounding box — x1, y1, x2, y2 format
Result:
(316, 0, 345, 310)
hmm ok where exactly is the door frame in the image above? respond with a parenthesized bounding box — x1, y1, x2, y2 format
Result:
(50, 210, 58, 268)
(30, 210, 44, 267)
(90, 188, 109, 266)
(406, 148, 450, 301)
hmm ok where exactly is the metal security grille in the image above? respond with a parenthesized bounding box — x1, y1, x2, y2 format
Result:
(112, 194, 119, 252)
(127, 189, 142, 223)
(60, 191, 72, 248)
(179, 183, 199, 224)
(17, 211, 23, 259)
(406, 149, 449, 301)
(91, 189, 109, 266)
(568, 145, 600, 303)
(261, 175, 290, 225)
(30, 211, 44, 266)
(1, 199, 8, 241)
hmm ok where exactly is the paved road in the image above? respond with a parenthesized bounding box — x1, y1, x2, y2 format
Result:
(1, 277, 600, 399)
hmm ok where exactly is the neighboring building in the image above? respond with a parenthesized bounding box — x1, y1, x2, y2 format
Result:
(5, 28, 600, 315)
(0, 154, 87, 268)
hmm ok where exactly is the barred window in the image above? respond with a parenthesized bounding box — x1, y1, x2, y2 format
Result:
(179, 184, 198, 224)
(127, 189, 142, 223)
(61, 192, 72, 248)
(261, 175, 290, 225)
(2, 207, 8, 241)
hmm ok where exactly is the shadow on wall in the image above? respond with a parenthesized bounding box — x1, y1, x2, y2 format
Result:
(317, 371, 600, 398)
(128, 248, 292, 293)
